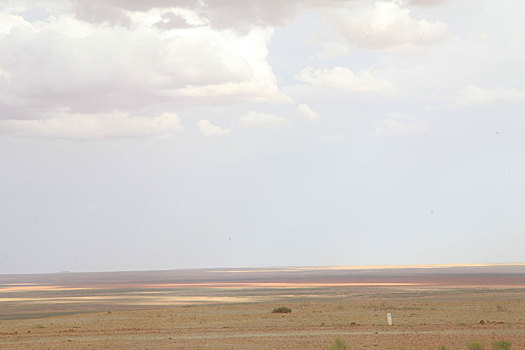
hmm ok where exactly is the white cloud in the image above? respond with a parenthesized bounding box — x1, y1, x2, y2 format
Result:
(324, 1, 448, 49)
(295, 66, 393, 92)
(239, 111, 291, 128)
(457, 86, 525, 105)
(297, 104, 321, 122)
(0, 11, 31, 34)
(197, 119, 230, 136)
(312, 42, 349, 61)
(0, 7, 288, 137)
(0, 65, 10, 80)
(154, 11, 201, 30)
(406, 0, 450, 7)
(0, 111, 183, 140)
(370, 113, 427, 138)
(0, 20, 277, 104)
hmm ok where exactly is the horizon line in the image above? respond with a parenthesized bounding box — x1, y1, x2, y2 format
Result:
(2, 262, 525, 277)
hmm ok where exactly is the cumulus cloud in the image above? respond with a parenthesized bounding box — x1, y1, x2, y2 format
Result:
(457, 86, 525, 105)
(370, 113, 427, 138)
(239, 111, 291, 128)
(297, 104, 321, 122)
(0, 11, 31, 34)
(0, 18, 271, 104)
(312, 42, 349, 61)
(0, 7, 287, 134)
(197, 119, 230, 136)
(294, 66, 393, 92)
(324, 1, 448, 49)
(0, 111, 183, 140)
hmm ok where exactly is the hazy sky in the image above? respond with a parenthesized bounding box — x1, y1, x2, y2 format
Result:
(1, 0, 524, 274)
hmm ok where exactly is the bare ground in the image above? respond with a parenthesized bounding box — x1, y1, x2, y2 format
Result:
(1, 265, 524, 349)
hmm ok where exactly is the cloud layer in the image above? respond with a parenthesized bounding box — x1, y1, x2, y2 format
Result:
(293, 66, 393, 94)
(0, 111, 182, 139)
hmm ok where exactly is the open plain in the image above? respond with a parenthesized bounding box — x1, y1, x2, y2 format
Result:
(1, 264, 524, 349)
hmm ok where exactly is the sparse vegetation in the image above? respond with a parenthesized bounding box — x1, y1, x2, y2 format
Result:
(492, 340, 511, 350)
(468, 341, 484, 350)
(324, 336, 348, 350)
(363, 302, 422, 311)
(272, 306, 291, 313)
(2, 272, 522, 349)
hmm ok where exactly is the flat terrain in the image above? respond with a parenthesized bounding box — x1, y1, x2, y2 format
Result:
(1, 264, 524, 349)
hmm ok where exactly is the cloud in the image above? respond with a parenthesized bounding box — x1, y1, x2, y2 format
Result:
(297, 104, 321, 122)
(0, 65, 10, 80)
(154, 11, 198, 30)
(0, 11, 31, 34)
(0, 8, 287, 134)
(294, 66, 393, 92)
(457, 86, 525, 105)
(370, 113, 427, 138)
(71, 0, 133, 27)
(324, 1, 448, 49)
(68, 0, 322, 32)
(406, 0, 451, 7)
(312, 42, 349, 61)
(0, 19, 268, 100)
(0, 111, 183, 140)
(239, 111, 291, 128)
(197, 119, 230, 136)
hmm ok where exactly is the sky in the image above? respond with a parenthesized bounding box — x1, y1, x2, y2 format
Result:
(0, 0, 524, 274)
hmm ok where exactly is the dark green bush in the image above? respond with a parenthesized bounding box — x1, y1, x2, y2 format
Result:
(271, 306, 291, 313)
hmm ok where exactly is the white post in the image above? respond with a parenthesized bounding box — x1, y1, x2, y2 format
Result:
(387, 313, 393, 326)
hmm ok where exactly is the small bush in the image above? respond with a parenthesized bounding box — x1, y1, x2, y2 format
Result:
(468, 341, 485, 350)
(438, 346, 448, 350)
(492, 340, 511, 350)
(324, 336, 348, 350)
(272, 306, 291, 314)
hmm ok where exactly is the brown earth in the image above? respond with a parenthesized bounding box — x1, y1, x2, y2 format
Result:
(0, 264, 524, 349)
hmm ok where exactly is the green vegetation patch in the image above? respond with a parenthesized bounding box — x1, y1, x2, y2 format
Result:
(324, 336, 349, 350)
(492, 340, 512, 350)
(271, 306, 292, 313)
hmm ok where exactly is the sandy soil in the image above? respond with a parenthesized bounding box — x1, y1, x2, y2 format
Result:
(1, 265, 524, 349)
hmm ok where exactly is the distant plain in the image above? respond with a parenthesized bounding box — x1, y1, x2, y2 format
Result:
(1, 264, 524, 349)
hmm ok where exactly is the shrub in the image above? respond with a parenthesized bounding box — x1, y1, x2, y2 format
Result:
(324, 336, 348, 350)
(272, 306, 291, 314)
(468, 341, 484, 350)
(492, 340, 511, 350)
